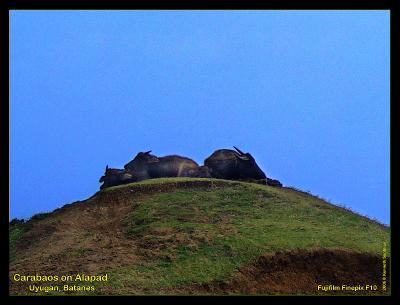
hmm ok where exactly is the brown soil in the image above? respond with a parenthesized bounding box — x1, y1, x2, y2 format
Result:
(9, 180, 239, 294)
(192, 248, 390, 295)
(9, 180, 390, 295)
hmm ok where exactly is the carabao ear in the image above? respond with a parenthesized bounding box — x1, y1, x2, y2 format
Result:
(145, 150, 152, 154)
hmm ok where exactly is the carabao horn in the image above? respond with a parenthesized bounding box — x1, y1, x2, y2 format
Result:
(233, 146, 245, 155)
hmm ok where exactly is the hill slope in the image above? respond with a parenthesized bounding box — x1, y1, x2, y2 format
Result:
(9, 178, 390, 295)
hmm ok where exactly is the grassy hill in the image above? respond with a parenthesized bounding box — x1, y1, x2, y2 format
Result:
(9, 178, 390, 295)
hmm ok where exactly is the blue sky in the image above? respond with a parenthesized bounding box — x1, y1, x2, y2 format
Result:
(10, 10, 390, 224)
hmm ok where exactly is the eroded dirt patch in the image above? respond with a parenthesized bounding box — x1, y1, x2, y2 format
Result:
(9, 180, 390, 295)
(193, 248, 390, 295)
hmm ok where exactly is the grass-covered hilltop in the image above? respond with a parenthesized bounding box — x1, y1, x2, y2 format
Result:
(9, 178, 390, 295)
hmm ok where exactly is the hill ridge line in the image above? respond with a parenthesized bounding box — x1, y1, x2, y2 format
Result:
(42, 178, 388, 230)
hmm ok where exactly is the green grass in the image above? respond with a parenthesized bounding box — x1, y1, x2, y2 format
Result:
(9, 211, 52, 263)
(11, 178, 389, 295)
(101, 179, 389, 294)
(10, 223, 26, 263)
(99, 177, 241, 192)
